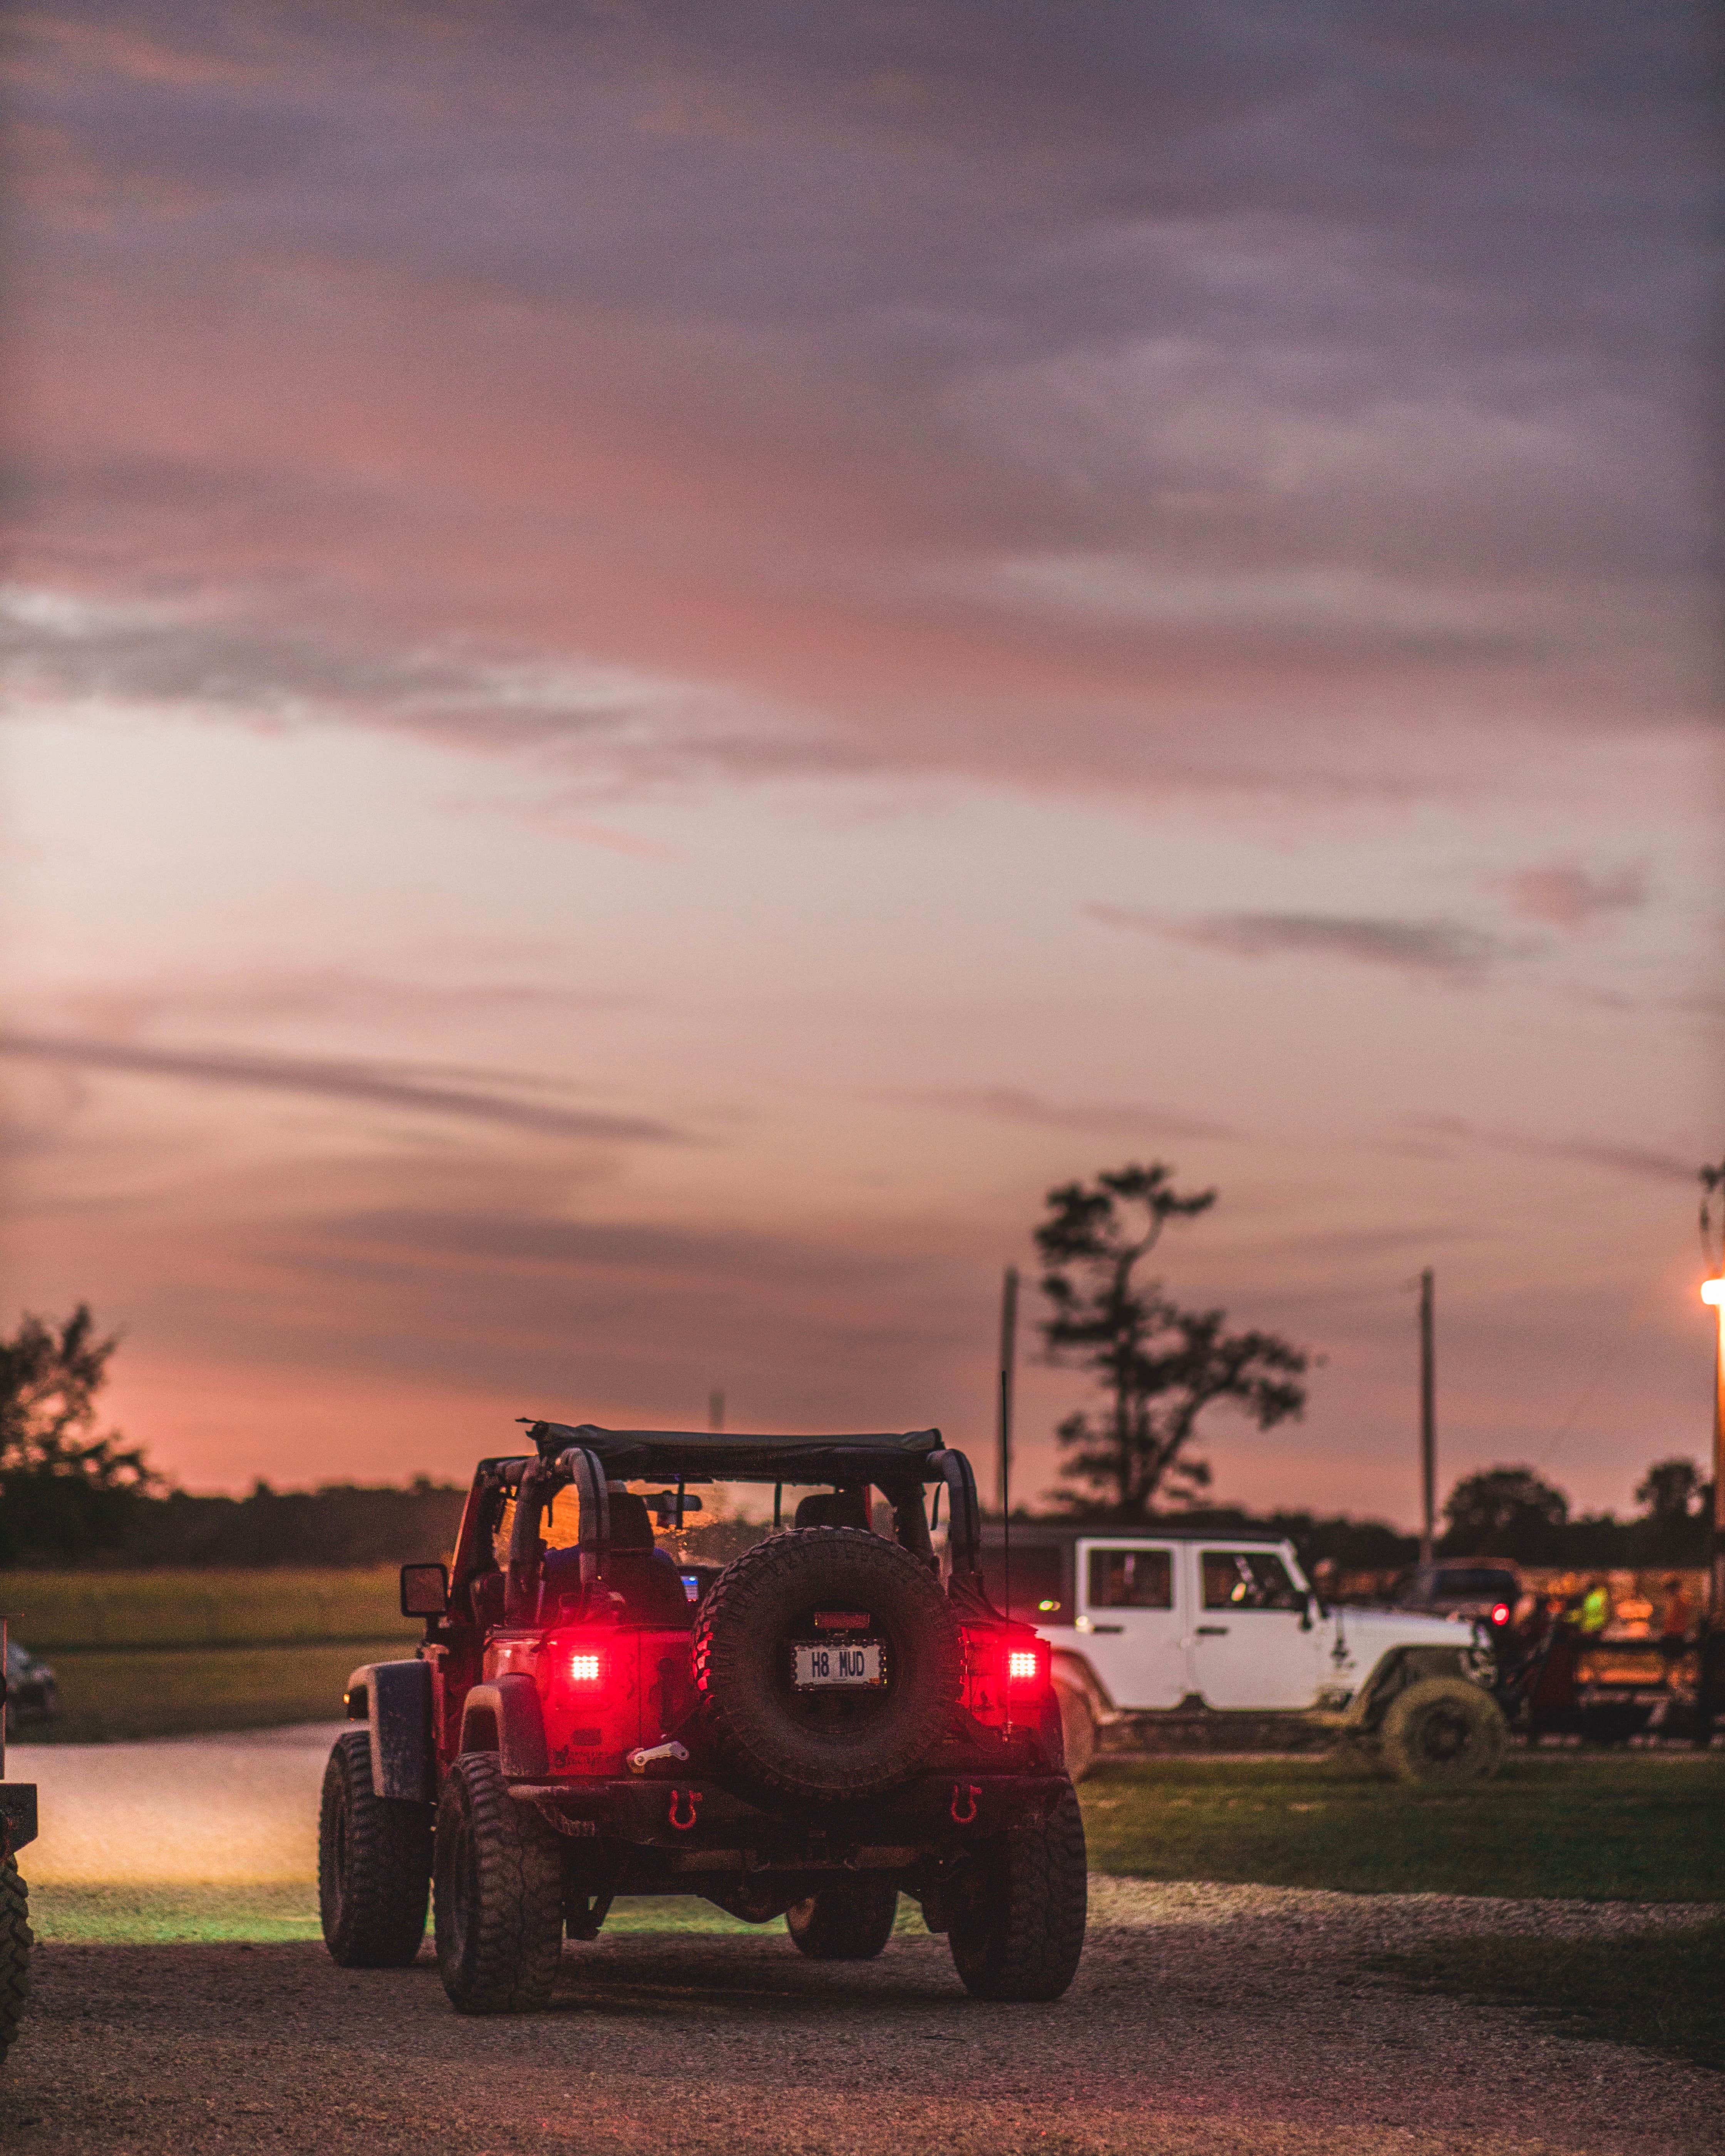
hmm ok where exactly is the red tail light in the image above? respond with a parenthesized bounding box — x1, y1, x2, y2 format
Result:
(1490, 1603, 1511, 1627)
(568, 1650, 603, 1683)
(962, 1626, 1050, 1725)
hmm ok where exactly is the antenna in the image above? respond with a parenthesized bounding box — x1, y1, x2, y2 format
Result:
(1419, 1268, 1436, 1564)
(998, 1264, 1018, 1618)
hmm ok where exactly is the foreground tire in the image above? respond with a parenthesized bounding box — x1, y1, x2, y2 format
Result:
(949, 1783, 1087, 2002)
(1379, 1677, 1506, 1785)
(318, 1730, 432, 1968)
(0, 1857, 29, 2061)
(692, 1528, 962, 1803)
(433, 1752, 565, 2014)
(1054, 1682, 1097, 1781)
(785, 1877, 899, 1961)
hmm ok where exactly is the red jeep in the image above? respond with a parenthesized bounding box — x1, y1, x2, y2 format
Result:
(320, 1422, 1085, 2010)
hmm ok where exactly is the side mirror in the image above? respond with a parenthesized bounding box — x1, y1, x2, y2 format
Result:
(400, 1562, 449, 1618)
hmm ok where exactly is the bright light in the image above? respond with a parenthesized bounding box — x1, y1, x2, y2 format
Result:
(568, 1652, 601, 1683)
(1007, 1650, 1040, 1683)
(1702, 1277, 1725, 1307)
(1490, 1603, 1511, 1627)
(1037, 1599, 1058, 1613)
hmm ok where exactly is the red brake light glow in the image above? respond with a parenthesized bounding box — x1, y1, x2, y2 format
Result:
(1490, 1604, 1511, 1627)
(1007, 1650, 1040, 1683)
(568, 1651, 602, 1683)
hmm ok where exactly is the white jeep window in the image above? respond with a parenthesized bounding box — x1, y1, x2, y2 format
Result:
(1201, 1550, 1302, 1612)
(1088, 1548, 1173, 1610)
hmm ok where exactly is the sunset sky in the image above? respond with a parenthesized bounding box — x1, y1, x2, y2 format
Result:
(2, 3, 1719, 1523)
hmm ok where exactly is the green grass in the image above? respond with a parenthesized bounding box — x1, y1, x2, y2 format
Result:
(0, 1567, 420, 1653)
(1380, 1924, 1725, 2074)
(1078, 1753, 1725, 1902)
(20, 1640, 407, 1742)
(27, 1885, 933, 1946)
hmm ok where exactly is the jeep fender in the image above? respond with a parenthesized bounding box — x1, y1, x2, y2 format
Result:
(1049, 1650, 1116, 1722)
(1345, 1644, 1492, 1734)
(458, 1673, 549, 1779)
(345, 1657, 434, 1803)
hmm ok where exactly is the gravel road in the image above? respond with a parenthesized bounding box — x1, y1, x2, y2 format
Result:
(3, 1875, 1717, 2156)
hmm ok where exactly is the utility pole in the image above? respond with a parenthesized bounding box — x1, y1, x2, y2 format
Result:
(1419, 1268, 1437, 1565)
(997, 1265, 1018, 1519)
(708, 1389, 725, 1434)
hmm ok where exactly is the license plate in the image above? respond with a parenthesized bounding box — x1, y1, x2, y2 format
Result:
(794, 1641, 883, 1689)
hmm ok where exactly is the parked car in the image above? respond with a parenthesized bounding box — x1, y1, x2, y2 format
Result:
(4, 1640, 59, 1735)
(325, 1422, 1086, 2011)
(980, 1523, 1506, 1784)
(1394, 1562, 1522, 1644)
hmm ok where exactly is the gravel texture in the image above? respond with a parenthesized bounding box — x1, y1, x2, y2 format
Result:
(2, 1876, 1717, 2156)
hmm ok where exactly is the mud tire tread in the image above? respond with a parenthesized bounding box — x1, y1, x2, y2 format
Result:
(318, 1729, 432, 1968)
(0, 1857, 30, 2061)
(949, 1782, 1087, 2002)
(434, 1751, 565, 2014)
(1379, 1676, 1506, 1785)
(785, 1877, 899, 1961)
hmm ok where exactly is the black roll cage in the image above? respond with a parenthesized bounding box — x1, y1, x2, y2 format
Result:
(452, 1424, 988, 1628)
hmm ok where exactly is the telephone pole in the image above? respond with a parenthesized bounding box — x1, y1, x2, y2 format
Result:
(1419, 1267, 1436, 1564)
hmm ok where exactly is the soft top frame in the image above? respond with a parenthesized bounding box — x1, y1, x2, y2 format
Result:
(521, 1419, 944, 1485)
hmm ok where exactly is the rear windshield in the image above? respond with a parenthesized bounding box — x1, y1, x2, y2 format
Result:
(1431, 1569, 1519, 1599)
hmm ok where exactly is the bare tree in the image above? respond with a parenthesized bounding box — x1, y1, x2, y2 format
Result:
(1034, 1164, 1308, 1519)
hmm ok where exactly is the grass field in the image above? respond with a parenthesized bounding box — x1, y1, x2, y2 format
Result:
(1077, 1754, 1725, 1902)
(0, 1568, 420, 1653)
(24, 1641, 408, 1742)
(1381, 1924, 1725, 2074)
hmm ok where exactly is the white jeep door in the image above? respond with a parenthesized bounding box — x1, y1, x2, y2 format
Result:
(1074, 1540, 1189, 1708)
(1189, 1546, 1322, 1709)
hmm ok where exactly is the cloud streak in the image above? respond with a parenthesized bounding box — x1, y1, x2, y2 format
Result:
(879, 1086, 1238, 1142)
(1089, 905, 1512, 981)
(0, 1032, 691, 1145)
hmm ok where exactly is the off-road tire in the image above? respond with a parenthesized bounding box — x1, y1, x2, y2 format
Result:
(1055, 1682, 1097, 1781)
(692, 1528, 962, 1803)
(433, 1751, 565, 2013)
(948, 1782, 1087, 2002)
(0, 1857, 30, 2061)
(785, 1877, 899, 1960)
(318, 1730, 433, 1969)
(1379, 1677, 1506, 1785)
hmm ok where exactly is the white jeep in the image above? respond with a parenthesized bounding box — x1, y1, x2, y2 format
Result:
(980, 1525, 1506, 1784)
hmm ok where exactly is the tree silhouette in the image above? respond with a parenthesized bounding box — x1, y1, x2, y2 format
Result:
(0, 1306, 154, 1562)
(1440, 1466, 1567, 1563)
(1034, 1163, 1308, 1518)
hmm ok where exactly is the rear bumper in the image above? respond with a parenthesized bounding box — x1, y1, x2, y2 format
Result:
(503, 1769, 1069, 1865)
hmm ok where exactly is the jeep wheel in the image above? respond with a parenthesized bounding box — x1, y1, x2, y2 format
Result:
(1379, 1677, 1506, 1785)
(0, 1857, 30, 2060)
(318, 1729, 432, 1968)
(433, 1752, 565, 2013)
(785, 1878, 899, 1961)
(1054, 1682, 1097, 1781)
(948, 1783, 1087, 2002)
(692, 1528, 962, 1803)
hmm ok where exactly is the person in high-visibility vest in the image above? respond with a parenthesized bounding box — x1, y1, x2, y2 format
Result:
(1579, 1577, 1612, 1635)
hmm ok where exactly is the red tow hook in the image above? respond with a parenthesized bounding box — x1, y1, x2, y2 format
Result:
(668, 1788, 701, 1832)
(950, 1783, 980, 1825)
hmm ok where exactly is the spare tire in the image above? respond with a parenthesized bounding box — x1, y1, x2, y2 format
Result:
(692, 1528, 961, 1802)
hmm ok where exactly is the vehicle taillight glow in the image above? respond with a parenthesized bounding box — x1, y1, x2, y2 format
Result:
(1007, 1650, 1040, 1683)
(568, 1651, 602, 1683)
(1490, 1604, 1511, 1627)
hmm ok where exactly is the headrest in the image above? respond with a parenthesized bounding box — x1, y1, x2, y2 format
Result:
(793, 1488, 870, 1531)
(606, 1490, 656, 1550)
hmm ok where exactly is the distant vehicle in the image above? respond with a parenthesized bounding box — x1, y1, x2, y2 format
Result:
(1395, 1563, 1521, 1643)
(0, 1623, 39, 2062)
(324, 1423, 1085, 2012)
(981, 1523, 1507, 1784)
(4, 1641, 59, 1734)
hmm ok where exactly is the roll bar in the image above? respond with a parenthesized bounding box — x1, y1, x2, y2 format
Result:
(927, 1447, 982, 1585)
(503, 1443, 608, 1627)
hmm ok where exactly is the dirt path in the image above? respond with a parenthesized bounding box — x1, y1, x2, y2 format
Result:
(2, 1878, 1715, 2156)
